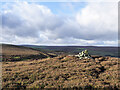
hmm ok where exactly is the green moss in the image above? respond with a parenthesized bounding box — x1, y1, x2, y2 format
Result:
(13, 56, 20, 59)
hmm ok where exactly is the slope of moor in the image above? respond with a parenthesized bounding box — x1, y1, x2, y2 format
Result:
(1, 44, 50, 61)
(2, 55, 119, 89)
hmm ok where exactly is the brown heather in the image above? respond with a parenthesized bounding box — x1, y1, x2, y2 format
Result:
(2, 55, 119, 89)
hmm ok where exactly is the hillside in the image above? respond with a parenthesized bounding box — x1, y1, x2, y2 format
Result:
(2, 55, 119, 89)
(22, 45, 119, 57)
(1, 44, 119, 89)
(1, 44, 53, 61)
(1, 44, 45, 55)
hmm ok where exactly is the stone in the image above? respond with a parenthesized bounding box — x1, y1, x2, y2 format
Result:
(75, 50, 92, 59)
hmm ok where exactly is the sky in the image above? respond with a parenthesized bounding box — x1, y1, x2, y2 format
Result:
(0, 1, 118, 46)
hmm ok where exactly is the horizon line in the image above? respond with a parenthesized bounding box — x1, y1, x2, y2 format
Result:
(0, 43, 119, 47)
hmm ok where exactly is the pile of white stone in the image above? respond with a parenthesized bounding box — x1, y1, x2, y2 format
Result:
(75, 50, 92, 59)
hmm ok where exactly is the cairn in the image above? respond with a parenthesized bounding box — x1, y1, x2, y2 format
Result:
(75, 49, 92, 59)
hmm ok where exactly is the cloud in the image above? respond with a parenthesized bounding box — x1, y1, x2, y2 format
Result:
(1, 2, 118, 46)
(76, 2, 118, 40)
(44, 2, 118, 41)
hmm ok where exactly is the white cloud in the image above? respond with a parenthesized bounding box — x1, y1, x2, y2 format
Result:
(1, 2, 118, 46)
(103, 40, 118, 46)
(76, 2, 118, 40)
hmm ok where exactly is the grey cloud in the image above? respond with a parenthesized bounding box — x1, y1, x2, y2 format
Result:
(2, 13, 23, 28)
(1, 2, 118, 46)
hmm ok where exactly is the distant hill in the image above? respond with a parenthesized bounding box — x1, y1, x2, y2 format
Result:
(21, 45, 119, 57)
(1, 44, 43, 55)
(1, 44, 52, 61)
